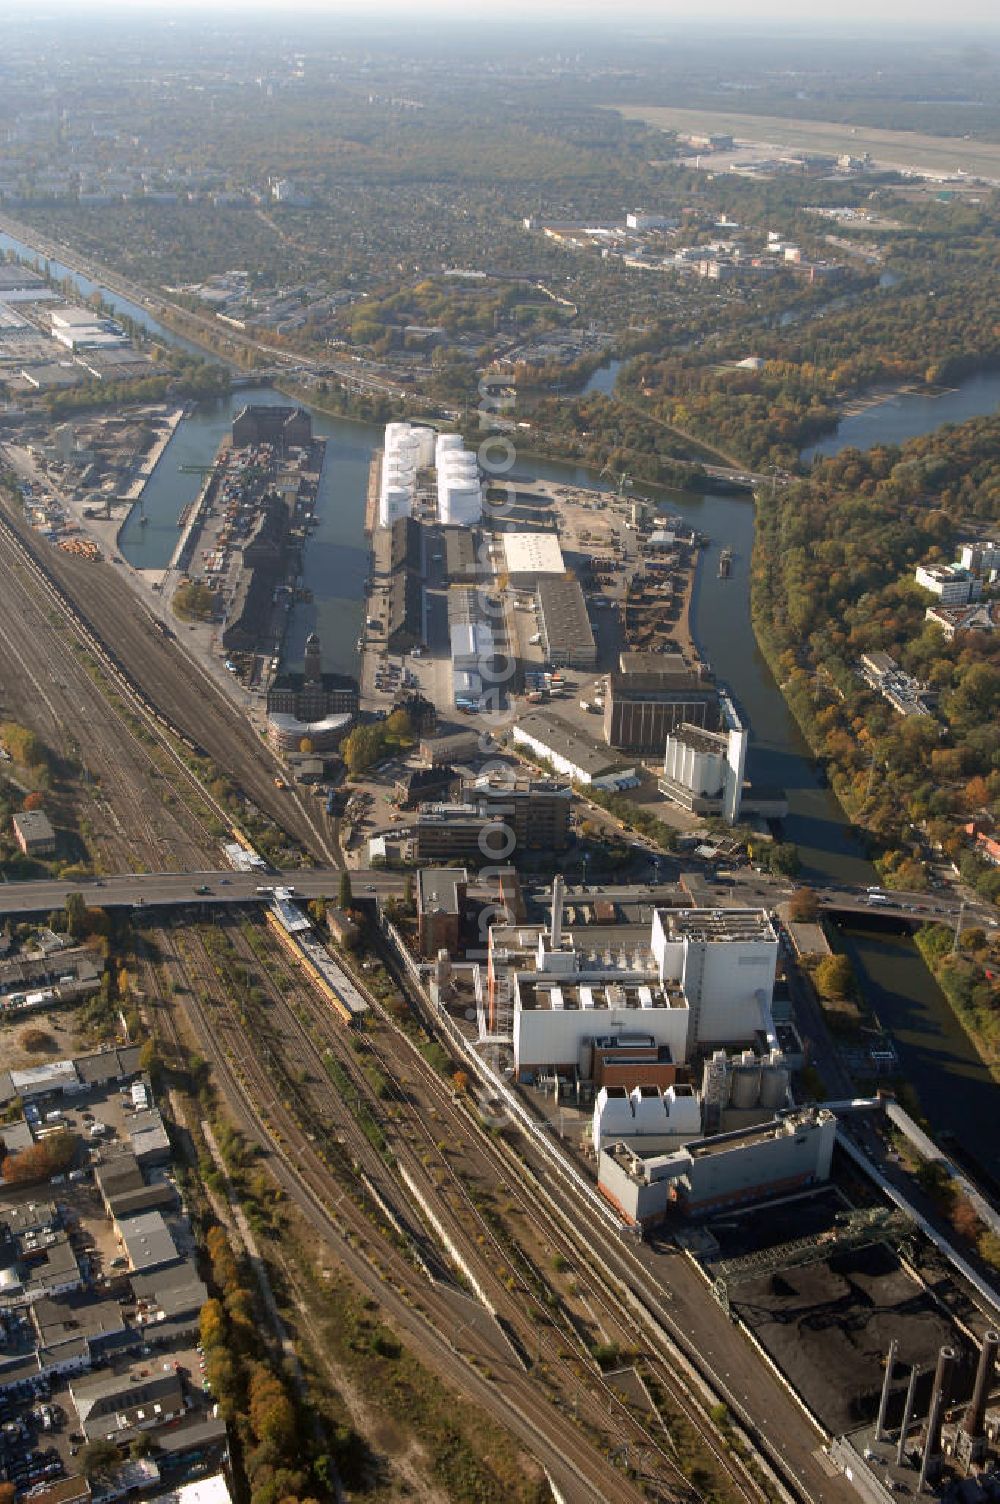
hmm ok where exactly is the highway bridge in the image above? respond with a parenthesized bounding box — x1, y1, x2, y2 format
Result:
(0, 868, 992, 929)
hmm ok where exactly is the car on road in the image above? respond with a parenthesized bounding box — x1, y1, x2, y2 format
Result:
(195, 884, 212, 895)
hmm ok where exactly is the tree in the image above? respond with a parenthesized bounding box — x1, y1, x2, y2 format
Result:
(788, 887, 819, 922)
(22, 791, 44, 812)
(79, 1439, 121, 1482)
(64, 891, 87, 939)
(19, 1027, 56, 1053)
(298, 737, 314, 755)
(1, 1130, 78, 1185)
(338, 870, 353, 910)
(814, 953, 854, 1002)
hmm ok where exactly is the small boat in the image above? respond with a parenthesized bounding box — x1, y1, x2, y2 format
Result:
(138, 514, 149, 526)
(718, 547, 733, 579)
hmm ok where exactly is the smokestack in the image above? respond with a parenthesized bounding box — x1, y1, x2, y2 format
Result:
(550, 875, 565, 949)
(918, 1387, 943, 1494)
(963, 1330, 999, 1440)
(876, 1338, 899, 1441)
(897, 1366, 920, 1466)
(922, 1345, 956, 1480)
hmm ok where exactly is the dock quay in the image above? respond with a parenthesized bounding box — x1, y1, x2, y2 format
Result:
(364, 449, 382, 535)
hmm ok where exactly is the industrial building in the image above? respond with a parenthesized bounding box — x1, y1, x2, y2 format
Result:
(659, 692, 748, 824)
(420, 730, 482, 766)
(231, 405, 312, 451)
(49, 307, 129, 352)
(512, 708, 633, 788)
(534, 576, 597, 669)
(386, 567, 423, 652)
(598, 1107, 835, 1228)
(451, 621, 494, 709)
(485, 880, 780, 1081)
(11, 810, 56, 858)
(442, 526, 481, 582)
(592, 1083, 702, 1155)
(603, 651, 720, 755)
(435, 432, 482, 526)
(501, 531, 565, 587)
(651, 906, 778, 1047)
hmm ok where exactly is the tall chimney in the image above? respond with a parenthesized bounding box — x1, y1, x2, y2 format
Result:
(897, 1366, 920, 1466)
(876, 1338, 899, 1441)
(550, 874, 565, 949)
(963, 1330, 999, 1440)
(918, 1387, 943, 1494)
(923, 1345, 956, 1475)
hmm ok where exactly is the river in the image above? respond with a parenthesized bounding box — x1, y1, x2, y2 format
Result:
(4, 223, 996, 1163)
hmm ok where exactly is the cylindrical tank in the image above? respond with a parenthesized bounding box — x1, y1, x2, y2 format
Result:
(730, 1060, 761, 1110)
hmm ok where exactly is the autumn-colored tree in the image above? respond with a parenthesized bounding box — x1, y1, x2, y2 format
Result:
(452, 1070, 469, 1093)
(788, 887, 819, 922)
(22, 791, 44, 812)
(814, 953, 854, 1002)
(1, 1130, 78, 1185)
(199, 1297, 226, 1351)
(20, 1027, 57, 1053)
(249, 1365, 297, 1451)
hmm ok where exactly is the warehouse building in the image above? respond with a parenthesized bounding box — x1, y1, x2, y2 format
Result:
(535, 576, 596, 669)
(420, 730, 482, 767)
(442, 526, 481, 582)
(12, 810, 56, 858)
(603, 651, 720, 756)
(597, 1106, 835, 1228)
(387, 568, 423, 651)
(512, 708, 633, 789)
(231, 405, 312, 451)
(502, 531, 565, 588)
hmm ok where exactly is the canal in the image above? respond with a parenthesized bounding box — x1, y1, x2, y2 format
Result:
(4, 224, 997, 1161)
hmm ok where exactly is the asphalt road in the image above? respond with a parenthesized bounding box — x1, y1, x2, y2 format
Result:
(0, 868, 403, 916)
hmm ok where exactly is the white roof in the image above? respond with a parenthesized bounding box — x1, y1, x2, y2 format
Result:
(149, 1475, 233, 1504)
(502, 532, 565, 577)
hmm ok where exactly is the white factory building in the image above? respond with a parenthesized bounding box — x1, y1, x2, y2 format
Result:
(501, 531, 565, 587)
(660, 692, 748, 825)
(651, 906, 778, 1047)
(491, 878, 780, 1080)
(50, 307, 129, 351)
(436, 433, 482, 526)
(597, 1107, 836, 1227)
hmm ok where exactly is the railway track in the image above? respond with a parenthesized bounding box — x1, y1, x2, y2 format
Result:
(148, 916, 656, 1504)
(0, 493, 330, 861)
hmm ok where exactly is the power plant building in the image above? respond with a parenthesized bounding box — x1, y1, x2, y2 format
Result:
(597, 1107, 836, 1228)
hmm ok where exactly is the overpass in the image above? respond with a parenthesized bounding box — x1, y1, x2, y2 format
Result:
(0, 868, 403, 917)
(0, 868, 992, 931)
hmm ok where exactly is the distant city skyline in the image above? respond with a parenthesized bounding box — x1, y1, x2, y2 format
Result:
(8, 0, 999, 30)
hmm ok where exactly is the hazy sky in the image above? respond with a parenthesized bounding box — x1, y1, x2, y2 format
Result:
(9, 0, 999, 27)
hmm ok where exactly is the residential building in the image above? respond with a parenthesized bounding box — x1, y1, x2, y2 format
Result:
(914, 563, 981, 606)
